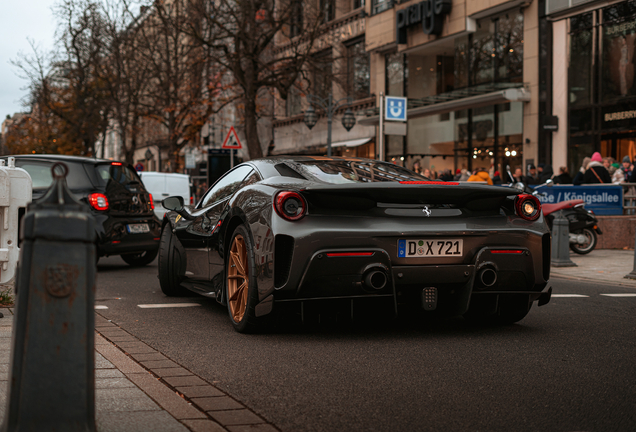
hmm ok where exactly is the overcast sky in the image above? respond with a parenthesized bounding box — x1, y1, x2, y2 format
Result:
(0, 1, 57, 120)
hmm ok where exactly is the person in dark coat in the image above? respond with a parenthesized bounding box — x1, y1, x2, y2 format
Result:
(539, 164, 554, 183)
(575, 152, 612, 184)
(553, 166, 573, 184)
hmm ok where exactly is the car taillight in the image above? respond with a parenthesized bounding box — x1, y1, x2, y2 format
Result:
(190, 196, 194, 205)
(148, 193, 155, 210)
(515, 194, 541, 221)
(88, 193, 109, 211)
(274, 191, 306, 221)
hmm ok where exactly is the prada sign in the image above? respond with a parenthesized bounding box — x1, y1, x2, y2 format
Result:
(396, 0, 452, 44)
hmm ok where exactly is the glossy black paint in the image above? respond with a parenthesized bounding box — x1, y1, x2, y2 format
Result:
(162, 156, 552, 319)
(4, 154, 160, 258)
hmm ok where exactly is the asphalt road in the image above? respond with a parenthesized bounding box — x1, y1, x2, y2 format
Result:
(96, 256, 636, 432)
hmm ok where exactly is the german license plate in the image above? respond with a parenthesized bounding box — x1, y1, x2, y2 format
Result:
(127, 223, 150, 234)
(398, 239, 463, 258)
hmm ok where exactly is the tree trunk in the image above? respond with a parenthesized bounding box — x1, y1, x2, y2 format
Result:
(244, 97, 262, 160)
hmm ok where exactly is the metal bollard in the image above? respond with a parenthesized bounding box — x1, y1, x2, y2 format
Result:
(624, 231, 636, 279)
(551, 211, 577, 268)
(2, 163, 96, 432)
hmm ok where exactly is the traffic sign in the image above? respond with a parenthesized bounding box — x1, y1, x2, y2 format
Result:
(385, 96, 407, 122)
(134, 163, 144, 172)
(222, 126, 242, 149)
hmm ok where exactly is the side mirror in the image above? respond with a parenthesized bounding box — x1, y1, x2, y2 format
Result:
(545, 179, 554, 187)
(162, 196, 184, 211)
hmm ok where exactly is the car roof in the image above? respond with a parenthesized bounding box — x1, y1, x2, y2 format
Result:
(4, 154, 125, 165)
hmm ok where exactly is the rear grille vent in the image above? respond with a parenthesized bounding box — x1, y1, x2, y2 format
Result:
(274, 235, 295, 288)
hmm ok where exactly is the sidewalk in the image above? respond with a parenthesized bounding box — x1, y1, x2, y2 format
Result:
(0, 309, 277, 432)
(550, 248, 636, 287)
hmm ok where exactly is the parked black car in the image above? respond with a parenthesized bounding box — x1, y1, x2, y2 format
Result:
(4, 154, 161, 266)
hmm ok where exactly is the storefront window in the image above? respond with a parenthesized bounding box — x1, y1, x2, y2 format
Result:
(471, 20, 495, 85)
(569, 13, 594, 108)
(496, 14, 524, 82)
(601, 5, 636, 102)
(347, 38, 370, 100)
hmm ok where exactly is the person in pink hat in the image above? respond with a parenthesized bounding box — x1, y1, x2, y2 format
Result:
(574, 151, 611, 184)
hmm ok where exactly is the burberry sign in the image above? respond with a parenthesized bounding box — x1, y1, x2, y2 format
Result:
(396, 0, 452, 44)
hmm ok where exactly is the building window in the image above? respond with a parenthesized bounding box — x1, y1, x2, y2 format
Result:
(289, 0, 303, 38)
(347, 38, 370, 100)
(385, 52, 406, 96)
(312, 50, 333, 99)
(286, 85, 302, 117)
(354, 0, 365, 9)
(320, 0, 335, 23)
(371, 0, 393, 16)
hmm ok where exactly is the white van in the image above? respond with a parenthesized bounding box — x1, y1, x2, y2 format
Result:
(139, 172, 191, 219)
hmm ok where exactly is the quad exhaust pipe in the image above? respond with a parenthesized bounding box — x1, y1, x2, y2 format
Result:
(363, 269, 388, 290)
(478, 267, 497, 287)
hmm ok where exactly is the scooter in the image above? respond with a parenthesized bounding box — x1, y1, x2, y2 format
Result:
(506, 168, 602, 254)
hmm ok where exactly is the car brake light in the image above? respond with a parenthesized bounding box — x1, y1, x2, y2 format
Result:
(88, 193, 109, 211)
(148, 193, 155, 210)
(190, 196, 194, 205)
(400, 181, 460, 185)
(514, 194, 541, 221)
(274, 191, 306, 221)
(111, 162, 122, 166)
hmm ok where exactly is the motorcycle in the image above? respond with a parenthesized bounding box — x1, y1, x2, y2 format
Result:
(506, 168, 602, 254)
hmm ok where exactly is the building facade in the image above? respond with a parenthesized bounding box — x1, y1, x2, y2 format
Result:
(548, 0, 636, 174)
(271, 0, 543, 177)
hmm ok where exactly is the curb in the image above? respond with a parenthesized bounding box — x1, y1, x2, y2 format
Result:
(550, 272, 636, 288)
(95, 313, 279, 432)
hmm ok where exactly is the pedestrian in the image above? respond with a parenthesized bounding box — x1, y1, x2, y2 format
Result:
(412, 160, 422, 174)
(453, 168, 462, 181)
(492, 170, 502, 184)
(620, 155, 633, 180)
(572, 157, 591, 185)
(610, 163, 625, 184)
(527, 165, 539, 184)
(467, 167, 493, 185)
(539, 164, 554, 183)
(575, 152, 611, 184)
(553, 166, 573, 184)
(423, 168, 431, 178)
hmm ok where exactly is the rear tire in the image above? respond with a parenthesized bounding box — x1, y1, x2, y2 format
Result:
(569, 228, 597, 255)
(226, 225, 262, 333)
(121, 249, 158, 267)
(158, 225, 188, 296)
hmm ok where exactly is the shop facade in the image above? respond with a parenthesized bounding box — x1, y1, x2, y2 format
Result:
(362, 0, 540, 175)
(549, 0, 636, 174)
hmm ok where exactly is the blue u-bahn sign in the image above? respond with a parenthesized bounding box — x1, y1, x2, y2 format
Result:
(534, 184, 623, 215)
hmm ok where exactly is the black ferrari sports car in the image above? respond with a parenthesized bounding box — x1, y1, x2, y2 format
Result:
(159, 156, 551, 332)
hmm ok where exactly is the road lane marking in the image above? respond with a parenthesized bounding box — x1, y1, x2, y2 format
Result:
(137, 303, 201, 308)
(95, 305, 109, 309)
(600, 294, 636, 297)
(551, 294, 589, 298)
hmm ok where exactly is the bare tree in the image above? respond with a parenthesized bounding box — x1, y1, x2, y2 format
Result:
(186, 0, 326, 160)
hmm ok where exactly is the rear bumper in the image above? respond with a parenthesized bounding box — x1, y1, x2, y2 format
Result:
(94, 213, 161, 256)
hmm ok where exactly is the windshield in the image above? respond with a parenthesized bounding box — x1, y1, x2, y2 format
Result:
(290, 159, 428, 184)
(95, 163, 142, 188)
(15, 160, 92, 191)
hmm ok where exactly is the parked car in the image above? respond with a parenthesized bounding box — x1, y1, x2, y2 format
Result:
(139, 171, 191, 219)
(159, 156, 552, 333)
(4, 155, 161, 266)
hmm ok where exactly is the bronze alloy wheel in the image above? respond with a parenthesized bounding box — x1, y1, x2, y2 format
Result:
(228, 234, 249, 322)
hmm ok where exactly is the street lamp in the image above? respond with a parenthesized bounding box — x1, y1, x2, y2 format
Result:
(303, 94, 356, 157)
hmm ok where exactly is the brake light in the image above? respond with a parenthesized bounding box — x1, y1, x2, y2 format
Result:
(514, 194, 541, 221)
(111, 162, 122, 166)
(88, 193, 109, 211)
(491, 250, 524, 254)
(148, 193, 155, 210)
(274, 191, 306, 221)
(190, 196, 194, 205)
(326, 252, 374, 257)
(400, 181, 459, 185)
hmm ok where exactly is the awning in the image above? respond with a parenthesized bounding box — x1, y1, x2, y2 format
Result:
(359, 85, 530, 125)
(330, 137, 372, 148)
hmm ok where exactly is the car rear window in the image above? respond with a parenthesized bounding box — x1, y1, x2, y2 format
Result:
(15, 160, 93, 191)
(95, 163, 142, 188)
(290, 159, 427, 184)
